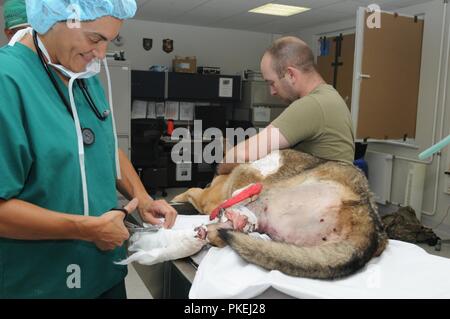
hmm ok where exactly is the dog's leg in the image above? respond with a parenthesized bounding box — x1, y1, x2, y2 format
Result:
(172, 190, 191, 203)
(196, 222, 232, 247)
(196, 206, 258, 247)
(172, 188, 207, 213)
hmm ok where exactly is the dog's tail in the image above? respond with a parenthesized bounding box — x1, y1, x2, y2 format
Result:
(218, 225, 382, 279)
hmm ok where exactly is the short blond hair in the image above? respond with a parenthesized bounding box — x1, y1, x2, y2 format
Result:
(265, 36, 316, 78)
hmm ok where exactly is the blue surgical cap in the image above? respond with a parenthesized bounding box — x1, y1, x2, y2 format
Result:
(26, 0, 137, 34)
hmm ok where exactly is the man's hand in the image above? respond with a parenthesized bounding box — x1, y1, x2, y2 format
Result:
(84, 198, 139, 251)
(138, 198, 177, 229)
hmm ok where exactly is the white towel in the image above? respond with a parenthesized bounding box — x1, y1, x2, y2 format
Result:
(189, 240, 450, 299)
(116, 215, 212, 266)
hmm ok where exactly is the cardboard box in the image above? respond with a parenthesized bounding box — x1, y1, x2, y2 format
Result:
(173, 56, 197, 73)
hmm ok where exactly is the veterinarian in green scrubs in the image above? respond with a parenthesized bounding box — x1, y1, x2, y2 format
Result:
(3, 0, 30, 41)
(0, 0, 177, 298)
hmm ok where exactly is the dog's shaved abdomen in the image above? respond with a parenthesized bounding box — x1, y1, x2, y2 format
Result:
(254, 178, 346, 246)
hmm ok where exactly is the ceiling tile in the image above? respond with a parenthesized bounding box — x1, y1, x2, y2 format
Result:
(141, 0, 209, 13)
(134, 0, 436, 33)
(201, 0, 269, 15)
(136, 0, 150, 8)
(211, 11, 280, 29)
(271, 0, 343, 9)
(382, 0, 433, 11)
(252, 8, 352, 33)
(322, 0, 363, 15)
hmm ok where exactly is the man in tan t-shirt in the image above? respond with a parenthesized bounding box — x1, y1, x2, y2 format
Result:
(220, 36, 354, 172)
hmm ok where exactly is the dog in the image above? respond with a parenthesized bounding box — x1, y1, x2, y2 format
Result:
(173, 150, 388, 279)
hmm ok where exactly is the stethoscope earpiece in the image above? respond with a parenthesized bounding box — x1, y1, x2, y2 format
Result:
(102, 110, 110, 119)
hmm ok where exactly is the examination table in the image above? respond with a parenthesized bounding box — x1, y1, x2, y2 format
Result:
(131, 208, 450, 299)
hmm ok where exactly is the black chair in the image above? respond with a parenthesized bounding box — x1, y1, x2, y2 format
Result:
(131, 119, 168, 197)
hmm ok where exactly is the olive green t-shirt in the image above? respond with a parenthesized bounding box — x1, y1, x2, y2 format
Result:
(271, 84, 355, 164)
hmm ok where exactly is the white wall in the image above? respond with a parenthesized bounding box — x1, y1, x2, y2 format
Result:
(295, 0, 450, 234)
(109, 19, 278, 75)
(0, 11, 277, 75)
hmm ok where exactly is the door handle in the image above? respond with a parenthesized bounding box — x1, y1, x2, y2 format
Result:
(359, 73, 371, 79)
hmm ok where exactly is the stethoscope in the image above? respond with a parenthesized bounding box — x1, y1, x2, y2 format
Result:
(32, 30, 110, 146)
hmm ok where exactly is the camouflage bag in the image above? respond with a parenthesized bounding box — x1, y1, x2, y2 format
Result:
(381, 206, 440, 246)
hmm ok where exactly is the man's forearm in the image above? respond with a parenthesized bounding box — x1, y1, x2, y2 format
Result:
(116, 149, 150, 202)
(223, 139, 250, 164)
(218, 125, 290, 175)
(224, 126, 275, 164)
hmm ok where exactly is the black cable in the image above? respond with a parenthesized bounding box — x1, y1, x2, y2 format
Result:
(33, 30, 107, 122)
(77, 79, 107, 121)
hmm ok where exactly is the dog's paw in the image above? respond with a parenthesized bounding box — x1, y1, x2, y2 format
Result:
(172, 194, 185, 203)
(205, 223, 232, 247)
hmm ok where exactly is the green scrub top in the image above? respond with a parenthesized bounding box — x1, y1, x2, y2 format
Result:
(0, 42, 127, 298)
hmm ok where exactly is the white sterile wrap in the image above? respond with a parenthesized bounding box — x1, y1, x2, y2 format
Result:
(115, 229, 207, 266)
(250, 151, 281, 177)
(220, 205, 258, 233)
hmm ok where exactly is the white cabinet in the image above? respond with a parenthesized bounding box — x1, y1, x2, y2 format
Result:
(236, 80, 288, 128)
(240, 80, 287, 108)
(99, 60, 131, 158)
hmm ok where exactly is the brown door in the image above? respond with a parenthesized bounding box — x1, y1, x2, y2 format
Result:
(317, 33, 355, 109)
(356, 11, 423, 140)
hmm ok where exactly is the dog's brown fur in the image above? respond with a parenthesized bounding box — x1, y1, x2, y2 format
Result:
(173, 150, 388, 279)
